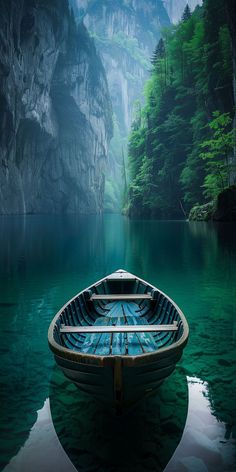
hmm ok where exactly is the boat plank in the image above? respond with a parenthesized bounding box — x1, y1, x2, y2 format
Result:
(48, 269, 189, 411)
(60, 323, 178, 334)
(91, 294, 152, 301)
(120, 302, 145, 355)
(111, 316, 127, 355)
(80, 316, 112, 354)
(124, 303, 157, 354)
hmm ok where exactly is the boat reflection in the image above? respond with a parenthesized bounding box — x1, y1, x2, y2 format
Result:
(49, 365, 188, 472)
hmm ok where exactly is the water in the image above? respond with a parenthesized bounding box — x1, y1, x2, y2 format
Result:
(0, 214, 236, 472)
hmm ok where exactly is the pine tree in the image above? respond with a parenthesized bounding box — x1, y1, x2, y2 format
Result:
(151, 38, 167, 86)
(182, 4, 191, 21)
(127, 0, 234, 218)
(121, 146, 128, 202)
(151, 38, 166, 66)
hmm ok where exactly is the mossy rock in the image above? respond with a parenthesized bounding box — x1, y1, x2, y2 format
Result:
(189, 201, 215, 221)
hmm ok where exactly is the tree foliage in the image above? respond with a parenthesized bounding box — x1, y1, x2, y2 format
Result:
(200, 112, 235, 198)
(182, 4, 191, 22)
(151, 38, 166, 66)
(126, 0, 234, 218)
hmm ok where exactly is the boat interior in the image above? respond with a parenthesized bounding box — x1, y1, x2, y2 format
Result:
(54, 274, 184, 356)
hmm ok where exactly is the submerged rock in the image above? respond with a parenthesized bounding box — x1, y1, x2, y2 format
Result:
(0, 0, 112, 214)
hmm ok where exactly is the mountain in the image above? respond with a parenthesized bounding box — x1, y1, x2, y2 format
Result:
(0, 0, 112, 214)
(163, 0, 202, 24)
(70, 0, 171, 211)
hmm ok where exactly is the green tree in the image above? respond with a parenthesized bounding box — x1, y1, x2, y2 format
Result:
(200, 111, 235, 198)
(121, 146, 128, 206)
(151, 38, 166, 65)
(126, 0, 234, 218)
(151, 38, 167, 86)
(182, 4, 191, 22)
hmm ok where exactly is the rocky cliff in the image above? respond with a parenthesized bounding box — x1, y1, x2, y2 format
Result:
(0, 0, 112, 214)
(78, 0, 170, 129)
(163, 0, 201, 24)
(70, 0, 170, 211)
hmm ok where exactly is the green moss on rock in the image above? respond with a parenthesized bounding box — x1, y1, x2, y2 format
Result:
(189, 202, 215, 221)
(189, 186, 236, 221)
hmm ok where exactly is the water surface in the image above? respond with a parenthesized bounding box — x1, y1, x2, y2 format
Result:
(0, 215, 236, 471)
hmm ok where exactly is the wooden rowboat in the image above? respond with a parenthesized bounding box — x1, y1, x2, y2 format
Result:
(48, 269, 189, 413)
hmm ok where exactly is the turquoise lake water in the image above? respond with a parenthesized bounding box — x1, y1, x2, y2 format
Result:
(0, 214, 236, 471)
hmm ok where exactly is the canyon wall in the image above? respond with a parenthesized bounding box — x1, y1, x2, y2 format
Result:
(70, 0, 170, 211)
(0, 0, 112, 214)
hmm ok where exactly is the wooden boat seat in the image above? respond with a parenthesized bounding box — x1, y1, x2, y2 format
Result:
(60, 321, 178, 334)
(90, 293, 152, 301)
(59, 300, 180, 356)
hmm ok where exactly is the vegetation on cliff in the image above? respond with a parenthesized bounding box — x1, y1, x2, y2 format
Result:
(126, 0, 235, 219)
(70, 0, 171, 213)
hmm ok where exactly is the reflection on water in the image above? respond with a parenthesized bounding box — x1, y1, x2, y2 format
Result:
(0, 215, 236, 471)
(3, 400, 76, 472)
(49, 366, 188, 472)
(165, 377, 236, 472)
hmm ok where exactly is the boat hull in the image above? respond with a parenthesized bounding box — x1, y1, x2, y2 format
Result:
(48, 270, 189, 412)
(53, 345, 184, 411)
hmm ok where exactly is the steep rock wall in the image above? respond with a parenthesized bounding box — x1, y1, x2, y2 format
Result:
(0, 0, 112, 214)
(75, 0, 170, 130)
(70, 0, 170, 211)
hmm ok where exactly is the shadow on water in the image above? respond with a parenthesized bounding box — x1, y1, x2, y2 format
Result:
(49, 366, 188, 472)
(214, 222, 236, 255)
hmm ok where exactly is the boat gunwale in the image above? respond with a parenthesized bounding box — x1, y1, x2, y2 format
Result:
(48, 271, 189, 367)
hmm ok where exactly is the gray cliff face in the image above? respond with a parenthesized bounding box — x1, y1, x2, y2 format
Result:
(163, 0, 201, 24)
(0, 0, 112, 214)
(70, 0, 170, 211)
(76, 0, 170, 130)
